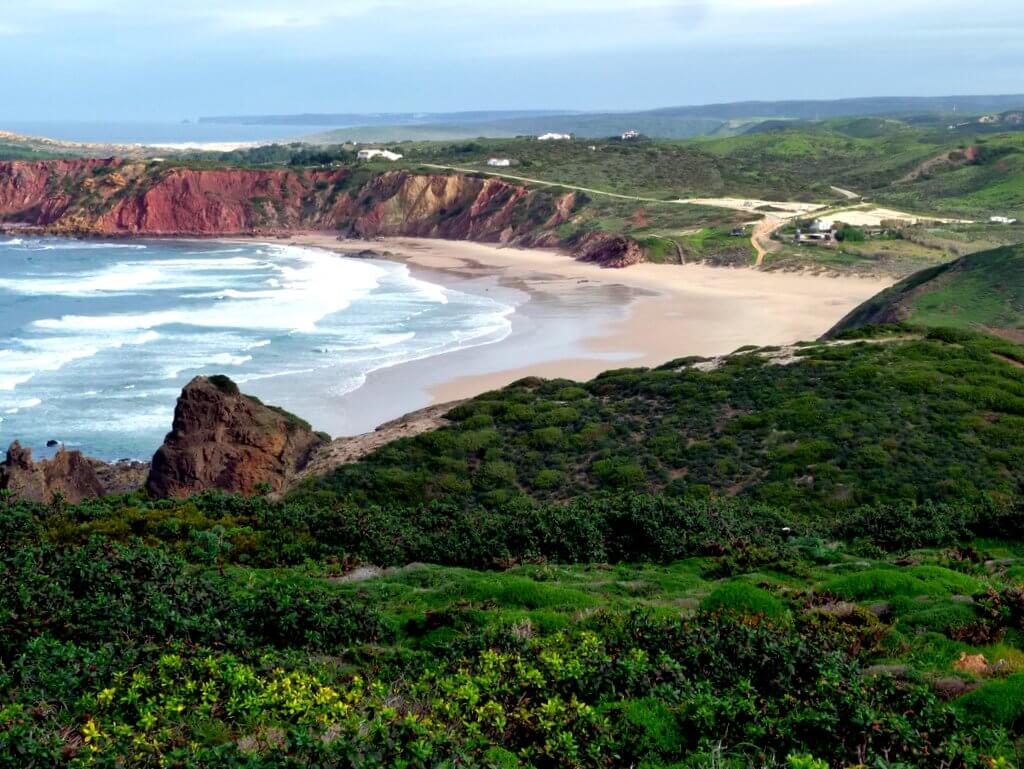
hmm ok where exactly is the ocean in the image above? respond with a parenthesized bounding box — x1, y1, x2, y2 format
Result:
(2, 121, 335, 145)
(0, 236, 514, 461)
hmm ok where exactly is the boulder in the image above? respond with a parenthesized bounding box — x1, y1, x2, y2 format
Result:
(146, 376, 326, 498)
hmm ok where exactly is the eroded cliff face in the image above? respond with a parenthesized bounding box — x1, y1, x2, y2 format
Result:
(146, 376, 326, 498)
(0, 441, 149, 503)
(0, 160, 644, 266)
(1, 441, 105, 503)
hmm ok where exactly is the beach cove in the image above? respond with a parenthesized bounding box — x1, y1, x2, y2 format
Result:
(265, 234, 893, 436)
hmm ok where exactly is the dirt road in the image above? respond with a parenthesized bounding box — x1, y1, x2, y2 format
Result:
(751, 216, 786, 266)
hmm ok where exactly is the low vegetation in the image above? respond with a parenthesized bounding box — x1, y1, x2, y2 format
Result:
(307, 327, 1024, 512)
(6, 325, 1024, 765)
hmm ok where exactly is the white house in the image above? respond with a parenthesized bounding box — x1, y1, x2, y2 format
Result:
(487, 158, 512, 167)
(811, 218, 835, 232)
(538, 133, 572, 141)
(357, 149, 403, 162)
(991, 215, 1019, 225)
(621, 129, 641, 140)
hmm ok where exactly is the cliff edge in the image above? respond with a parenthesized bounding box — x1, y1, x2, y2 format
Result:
(0, 160, 644, 267)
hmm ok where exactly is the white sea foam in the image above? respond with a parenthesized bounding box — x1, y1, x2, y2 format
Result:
(0, 256, 267, 297)
(0, 239, 518, 460)
(1, 396, 42, 414)
(8, 240, 149, 251)
(0, 331, 160, 391)
(33, 245, 388, 333)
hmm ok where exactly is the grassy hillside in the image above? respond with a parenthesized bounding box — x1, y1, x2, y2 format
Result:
(829, 245, 1024, 339)
(378, 121, 1024, 220)
(305, 328, 1024, 514)
(8, 328, 1024, 766)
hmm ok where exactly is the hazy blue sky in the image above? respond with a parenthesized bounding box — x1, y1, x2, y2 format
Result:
(1, 0, 1022, 120)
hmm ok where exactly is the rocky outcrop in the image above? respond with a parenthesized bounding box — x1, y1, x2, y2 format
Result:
(0, 160, 643, 267)
(573, 231, 646, 268)
(0, 441, 106, 503)
(147, 376, 327, 498)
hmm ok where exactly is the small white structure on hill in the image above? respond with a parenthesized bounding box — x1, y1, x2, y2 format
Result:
(811, 218, 835, 232)
(357, 149, 403, 161)
(487, 158, 512, 167)
(538, 133, 572, 141)
(621, 129, 641, 140)
(991, 215, 1019, 225)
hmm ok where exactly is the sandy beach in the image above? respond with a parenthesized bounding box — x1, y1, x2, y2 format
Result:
(249, 233, 893, 436)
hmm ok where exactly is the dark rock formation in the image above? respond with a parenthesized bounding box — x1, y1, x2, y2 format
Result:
(0, 441, 106, 503)
(573, 231, 646, 268)
(146, 376, 326, 498)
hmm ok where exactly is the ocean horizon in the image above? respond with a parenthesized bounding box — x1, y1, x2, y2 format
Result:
(1, 120, 336, 146)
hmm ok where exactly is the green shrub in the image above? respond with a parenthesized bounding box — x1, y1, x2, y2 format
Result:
(956, 674, 1024, 729)
(701, 582, 791, 622)
(592, 458, 646, 489)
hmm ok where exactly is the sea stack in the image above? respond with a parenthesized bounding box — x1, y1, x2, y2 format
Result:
(146, 375, 326, 498)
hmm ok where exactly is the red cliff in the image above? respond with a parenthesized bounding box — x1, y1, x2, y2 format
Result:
(0, 160, 644, 267)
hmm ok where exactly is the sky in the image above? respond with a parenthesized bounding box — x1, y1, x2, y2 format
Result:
(0, 0, 1022, 121)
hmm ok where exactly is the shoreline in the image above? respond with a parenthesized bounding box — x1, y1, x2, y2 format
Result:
(264, 234, 893, 434)
(1, 230, 894, 447)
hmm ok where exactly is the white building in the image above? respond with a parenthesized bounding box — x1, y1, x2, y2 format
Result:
(357, 149, 403, 162)
(811, 218, 835, 232)
(991, 216, 1019, 225)
(621, 129, 641, 140)
(538, 133, 572, 141)
(487, 158, 512, 167)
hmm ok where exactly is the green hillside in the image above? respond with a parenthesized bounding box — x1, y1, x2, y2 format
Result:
(8, 328, 1024, 766)
(304, 328, 1024, 516)
(375, 120, 1024, 219)
(829, 245, 1024, 339)
(301, 94, 1024, 143)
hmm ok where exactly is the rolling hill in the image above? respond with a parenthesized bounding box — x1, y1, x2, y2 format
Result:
(828, 244, 1024, 340)
(300, 94, 1024, 143)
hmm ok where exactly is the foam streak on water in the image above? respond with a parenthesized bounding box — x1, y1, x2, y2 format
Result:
(0, 237, 514, 460)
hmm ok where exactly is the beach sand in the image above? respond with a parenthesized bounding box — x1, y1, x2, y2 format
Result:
(249, 234, 892, 437)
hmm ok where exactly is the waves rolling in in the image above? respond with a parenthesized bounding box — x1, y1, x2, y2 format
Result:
(0, 237, 514, 459)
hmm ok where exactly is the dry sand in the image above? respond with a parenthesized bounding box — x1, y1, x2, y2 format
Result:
(282, 234, 892, 413)
(679, 198, 826, 216)
(827, 207, 974, 227)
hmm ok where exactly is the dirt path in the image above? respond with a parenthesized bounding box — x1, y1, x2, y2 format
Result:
(751, 216, 785, 266)
(297, 400, 464, 480)
(419, 163, 684, 204)
(830, 185, 860, 200)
